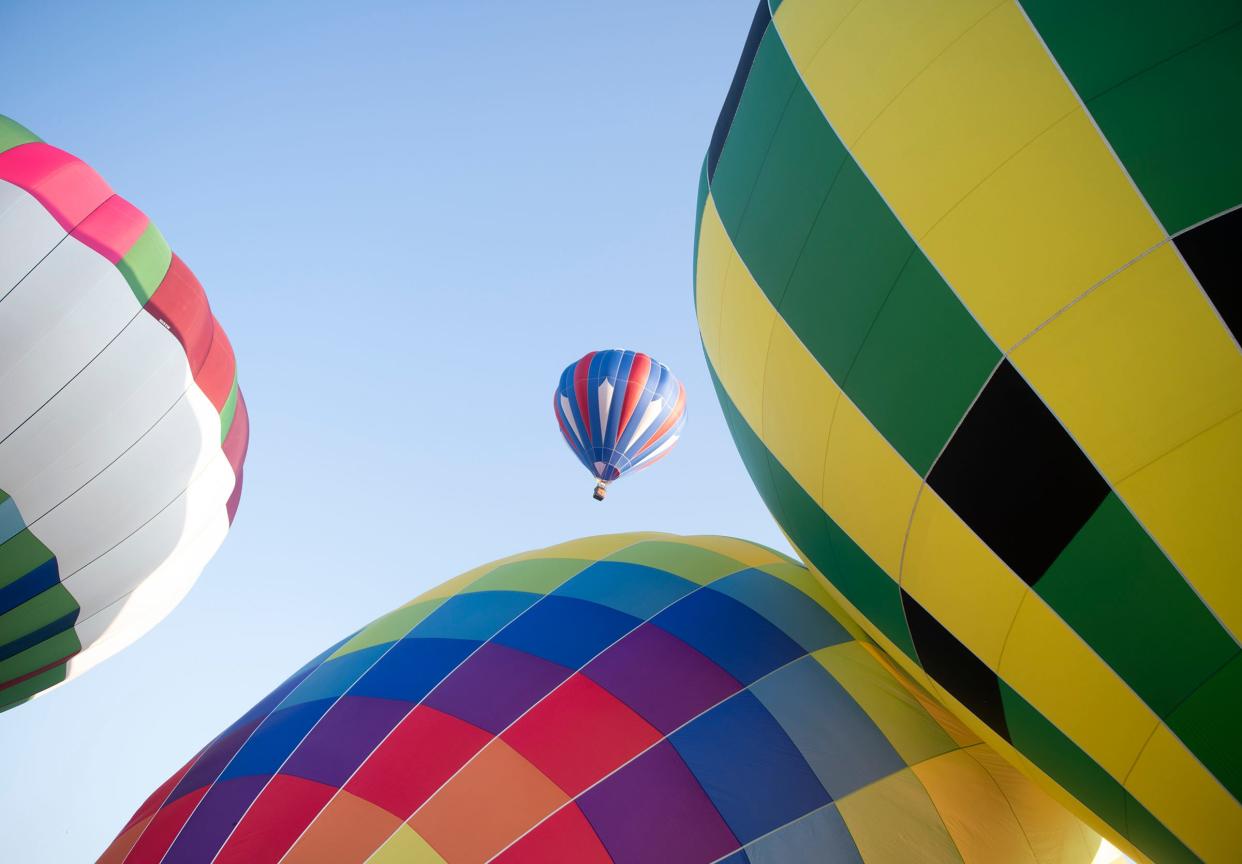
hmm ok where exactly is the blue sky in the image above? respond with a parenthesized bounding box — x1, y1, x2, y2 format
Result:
(0, 1, 785, 860)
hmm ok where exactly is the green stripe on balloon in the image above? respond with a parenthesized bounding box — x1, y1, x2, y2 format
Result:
(118, 221, 173, 305)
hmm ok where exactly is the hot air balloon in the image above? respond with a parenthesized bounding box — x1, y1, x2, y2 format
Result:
(554, 350, 685, 500)
(0, 115, 248, 712)
(695, 3, 1241, 862)
(100, 533, 1100, 864)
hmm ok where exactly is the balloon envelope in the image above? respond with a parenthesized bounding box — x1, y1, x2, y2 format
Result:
(101, 533, 1098, 864)
(695, 3, 1241, 862)
(554, 350, 685, 491)
(0, 116, 248, 711)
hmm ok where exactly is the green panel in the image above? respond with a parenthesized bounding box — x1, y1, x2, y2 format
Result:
(0, 585, 79, 647)
(708, 25, 804, 238)
(1022, 0, 1242, 99)
(0, 115, 40, 153)
(1166, 652, 1242, 802)
(0, 628, 80, 684)
(777, 158, 914, 382)
(1123, 792, 1204, 864)
(118, 222, 173, 305)
(0, 529, 54, 590)
(709, 361, 919, 663)
(463, 557, 590, 596)
(843, 254, 999, 475)
(1037, 493, 1237, 717)
(607, 541, 743, 586)
(0, 663, 67, 712)
(329, 598, 445, 658)
(725, 64, 850, 305)
(219, 374, 240, 442)
(1000, 682, 1199, 862)
(1087, 24, 1242, 233)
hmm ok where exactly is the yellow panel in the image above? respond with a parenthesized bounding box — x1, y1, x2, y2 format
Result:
(1126, 724, 1241, 864)
(821, 395, 920, 578)
(1118, 410, 1242, 641)
(847, 1, 1079, 240)
(814, 641, 961, 765)
(862, 641, 981, 748)
(913, 748, 1039, 864)
(901, 489, 1028, 668)
(769, 0, 864, 81)
(998, 595, 1159, 779)
(777, 0, 1004, 147)
(920, 108, 1163, 348)
(694, 194, 731, 352)
(963, 746, 1101, 864)
(366, 824, 446, 864)
(606, 538, 746, 586)
(714, 250, 776, 426)
(836, 766, 963, 863)
(684, 534, 790, 568)
(763, 315, 840, 501)
(1013, 244, 1242, 480)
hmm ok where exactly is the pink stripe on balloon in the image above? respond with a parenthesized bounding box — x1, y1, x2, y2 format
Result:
(0, 142, 112, 229)
(70, 195, 149, 263)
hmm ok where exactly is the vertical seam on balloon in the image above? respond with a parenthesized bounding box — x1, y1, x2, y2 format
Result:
(358, 554, 759, 864)
(959, 743, 1043, 861)
(116, 748, 214, 863)
(269, 536, 672, 864)
(779, 0, 868, 77)
(765, 3, 1240, 814)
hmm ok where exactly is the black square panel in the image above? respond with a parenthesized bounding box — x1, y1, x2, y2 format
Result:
(901, 590, 1009, 741)
(1175, 206, 1241, 342)
(927, 360, 1109, 585)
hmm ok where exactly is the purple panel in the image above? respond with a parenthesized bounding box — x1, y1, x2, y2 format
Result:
(423, 642, 570, 734)
(579, 740, 739, 864)
(584, 623, 741, 733)
(162, 775, 268, 864)
(282, 695, 412, 788)
(168, 717, 262, 803)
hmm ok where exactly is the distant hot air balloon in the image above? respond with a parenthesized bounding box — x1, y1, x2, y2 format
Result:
(0, 115, 248, 711)
(554, 350, 685, 500)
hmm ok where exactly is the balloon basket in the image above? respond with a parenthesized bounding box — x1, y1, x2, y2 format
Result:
(593, 482, 607, 501)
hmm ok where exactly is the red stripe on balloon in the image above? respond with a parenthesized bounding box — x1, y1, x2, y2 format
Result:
(70, 195, 148, 263)
(636, 382, 685, 455)
(0, 142, 112, 229)
(574, 352, 595, 444)
(616, 353, 651, 439)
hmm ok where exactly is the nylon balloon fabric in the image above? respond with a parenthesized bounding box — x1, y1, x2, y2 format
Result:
(99, 533, 1099, 864)
(554, 350, 685, 488)
(694, 3, 1242, 862)
(0, 116, 248, 711)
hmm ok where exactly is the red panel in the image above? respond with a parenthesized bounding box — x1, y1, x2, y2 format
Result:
(122, 785, 209, 864)
(492, 804, 613, 864)
(222, 391, 250, 473)
(574, 352, 596, 444)
(502, 673, 661, 796)
(146, 254, 215, 375)
(213, 774, 336, 864)
(345, 705, 492, 819)
(70, 194, 147, 263)
(637, 382, 685, 455)
(0, 142, 112, 229)
(119, 753, 200, 834)
(616, 353, 651, 437)
(196, 320, 236, 411)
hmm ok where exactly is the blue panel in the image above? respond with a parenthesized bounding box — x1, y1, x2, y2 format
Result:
(750, 656, 905, 798)
(555, 561, 696, 620)
(351, 637, 478, 703)
(709, 569, 850, 652)
(0, 557, 58, 615)
(654, 589, 804, 684)
(744, 804, 862, 864)
(718, 852, 750, 864)
(280, 645, 387, 707)
(495, 595, 640, 670)
(412, 590, 538, 641)
(671, 690, 830, 843)
(219, 699, 331, 780)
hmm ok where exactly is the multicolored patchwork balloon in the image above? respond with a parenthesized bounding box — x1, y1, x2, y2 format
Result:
(101, 533, 1099, 864)
(695, 3, 1241, 862)
(0, 116, 248, 712)
(554, 350, 685, 500)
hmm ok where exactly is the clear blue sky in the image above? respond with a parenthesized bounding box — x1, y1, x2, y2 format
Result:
(0, 1, 782, 860)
